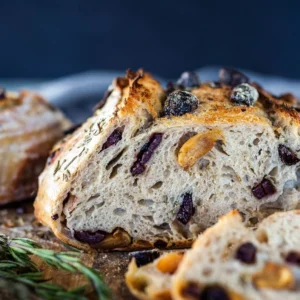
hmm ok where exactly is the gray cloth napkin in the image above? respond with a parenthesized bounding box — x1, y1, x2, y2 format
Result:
(3, 68, 300, 123)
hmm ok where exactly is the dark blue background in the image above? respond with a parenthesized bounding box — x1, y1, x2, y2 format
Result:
(1, 0, 299, 79)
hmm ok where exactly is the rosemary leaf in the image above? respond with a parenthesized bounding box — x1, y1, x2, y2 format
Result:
(0, 234, 112, 300)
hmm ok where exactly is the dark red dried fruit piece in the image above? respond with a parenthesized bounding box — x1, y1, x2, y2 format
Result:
(200, 286, 230, 300)
(176, 193, 195, 225)
(252, 178, 276, 199)
(219, 68, 249, 87)
(0, 87, 6, 99)
(74, 230, 107, 244)
(183, 284, 230, 300)
(51, 214, 59, 220)
(101, 128, 123, 151)
(182, 283, 201, 298)
(285, 251, 300, 266)
(235, 242, 257, 264)
(278, 144, 300, 166)
(130, 133, 163, 176)
(130, 162, 145, 176)
(154, 240, 168, 249)
(132, 250, 160, 267)
(164, 90, 199, 117)
(176, 71, 201, 89)
(64, 123, 82, 135)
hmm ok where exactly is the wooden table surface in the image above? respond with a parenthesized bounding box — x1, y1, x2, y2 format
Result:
(0, 200, 138, 300)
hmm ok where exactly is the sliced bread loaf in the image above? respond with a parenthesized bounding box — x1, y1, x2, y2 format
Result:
(34, 69, 300, 250)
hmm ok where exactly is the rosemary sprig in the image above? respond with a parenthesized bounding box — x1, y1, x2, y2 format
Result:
(0, 234, 112, 300)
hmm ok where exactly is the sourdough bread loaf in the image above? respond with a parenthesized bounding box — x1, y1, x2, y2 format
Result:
(0, 89, 70, 204)
(126, 210, 300, 300)
(34, 68, 300, 250)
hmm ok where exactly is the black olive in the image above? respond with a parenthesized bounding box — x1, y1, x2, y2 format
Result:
(154, 240, 168, 249)
(278, 144, 300, 166)
(130, 133, 163, 176)
(164, 90, 199, 116)
(176, 193, 195, 225)
(74, 230, 107, 244)
(101, 127, 124, 151)
(51, 214, 59, 220)
(285, 251, 300, 266)
(131, 251, 160, 267)
(252, 178, 276, 199)
(219, 68, 249, 86)
(230, 83, 259, 106)
(200, 286, 230, 300)
(183, 284, 230, 300)
(235, 242, 257, 264)
(176, 71, 201, 89)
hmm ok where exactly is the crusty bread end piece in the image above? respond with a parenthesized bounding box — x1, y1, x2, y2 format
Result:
(0, 90, 71, 204)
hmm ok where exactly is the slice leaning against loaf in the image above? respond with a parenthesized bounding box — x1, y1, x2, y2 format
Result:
(0, 89, 71, 204)
(34, 68, 300, 251)
(172, 210, 300, 300)
(126, 210, 300, 300)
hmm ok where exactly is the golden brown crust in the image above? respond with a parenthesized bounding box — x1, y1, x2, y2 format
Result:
(32, 223, 194, 253)
(256, 85, 300, 127)
(118, 70, 164, 118)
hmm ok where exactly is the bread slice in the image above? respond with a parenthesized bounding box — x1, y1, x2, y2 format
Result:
(0, 90, 70, 204)
(127, 263, 170, 300)
(172, 210, 300, 300)
(126, 210, 300, 300)
(34, 68, 300, 251)
(126, 250, 184, 300)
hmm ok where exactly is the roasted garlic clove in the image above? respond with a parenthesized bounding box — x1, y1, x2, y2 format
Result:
(178, 129, 223, 169)
(252, 262, 294, 289)
(156, 252, 184, 274)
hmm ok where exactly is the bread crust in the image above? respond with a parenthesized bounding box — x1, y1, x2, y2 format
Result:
(34, 70, 300, 251)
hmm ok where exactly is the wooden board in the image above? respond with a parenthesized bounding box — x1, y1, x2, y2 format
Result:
(0, 200, 138, 299)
